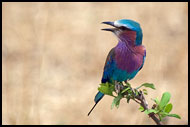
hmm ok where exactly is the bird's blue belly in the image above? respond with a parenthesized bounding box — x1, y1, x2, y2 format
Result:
(112, 67, 138, 82)
(103, 60, 139, 82)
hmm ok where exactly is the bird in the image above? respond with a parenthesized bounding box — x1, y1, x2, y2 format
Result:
(88, 19, 146, 116)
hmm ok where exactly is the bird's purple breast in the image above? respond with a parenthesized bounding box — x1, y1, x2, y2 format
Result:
(115, 42, 145, 73)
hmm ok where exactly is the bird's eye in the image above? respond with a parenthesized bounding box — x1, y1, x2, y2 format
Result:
(119, 26, 131, 31)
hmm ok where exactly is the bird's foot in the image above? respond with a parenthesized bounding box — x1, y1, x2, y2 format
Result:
(115, 81, 124, 94)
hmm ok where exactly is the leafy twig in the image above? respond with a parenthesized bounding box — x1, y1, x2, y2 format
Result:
(134, 89, 162, 125)
(98, 82, 181, 125)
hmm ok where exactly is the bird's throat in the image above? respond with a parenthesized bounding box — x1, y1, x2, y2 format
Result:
(118, 30, 137, 47)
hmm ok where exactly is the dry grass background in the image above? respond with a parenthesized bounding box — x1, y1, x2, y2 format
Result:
(2, 2, 188, 125)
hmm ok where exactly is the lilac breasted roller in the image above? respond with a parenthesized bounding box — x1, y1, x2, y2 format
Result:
(88, 19, 146, 116)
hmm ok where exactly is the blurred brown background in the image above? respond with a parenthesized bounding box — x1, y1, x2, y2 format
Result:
(2, 2, 188, 125)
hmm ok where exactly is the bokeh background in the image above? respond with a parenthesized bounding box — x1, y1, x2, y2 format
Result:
(2, 2, 188, 125)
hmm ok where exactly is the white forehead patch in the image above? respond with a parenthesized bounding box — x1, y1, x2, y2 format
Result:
(114, 20, 129, 28)
(114, 21, 123, 27)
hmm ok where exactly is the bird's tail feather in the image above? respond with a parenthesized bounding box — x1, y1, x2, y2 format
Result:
(88, 91, 104, 116)
(87, 103, 97, 116)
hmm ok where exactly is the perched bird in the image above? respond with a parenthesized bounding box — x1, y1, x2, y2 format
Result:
(88, 19, 146, 116)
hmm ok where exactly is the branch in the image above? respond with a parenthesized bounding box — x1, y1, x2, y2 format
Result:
(134, 90, 162, 125)
(98, 82, 181, 125)
(118, 83, 162, 125)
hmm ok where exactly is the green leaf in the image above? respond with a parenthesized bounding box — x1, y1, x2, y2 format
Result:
(111, 100, 115, 109)
(136, 83, 156, 90)
(144, 109, 158, 115)
(98, 86, 112, 96)
(160, 112, 168, 118)
(164, 103, 173, 113)
(143, 89, 148, 95)
(126, 96, 131, 103)
(135, 89, 139, 96)
(158, 114, 162, 121)
(111, 94, 122, 109)
(138, 105, 144, 112)
(125, 82, 131, 87)
(98, 82, 115, 96)
(152, 97, 160, 105)
(167, 114, 181, 119)
(159, 92, 171, 110)
(158, 112, 172, 121)
(121, 87, 130, 94)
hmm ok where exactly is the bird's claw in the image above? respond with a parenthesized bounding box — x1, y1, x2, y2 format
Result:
(115, 81, 124, 94)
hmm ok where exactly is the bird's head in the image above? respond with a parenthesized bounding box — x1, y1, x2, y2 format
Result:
(101, 19, 143, 46)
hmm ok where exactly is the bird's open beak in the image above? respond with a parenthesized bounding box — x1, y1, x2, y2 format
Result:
(101, 21, 117, 32)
